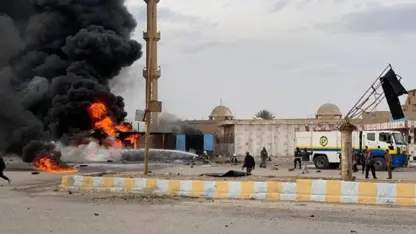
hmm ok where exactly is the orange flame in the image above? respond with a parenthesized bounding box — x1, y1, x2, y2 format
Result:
(32, 156, 78, 173)
(87, 102, 140, 148)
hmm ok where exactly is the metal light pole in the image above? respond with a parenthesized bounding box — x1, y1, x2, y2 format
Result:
(143, 0, 161, 175)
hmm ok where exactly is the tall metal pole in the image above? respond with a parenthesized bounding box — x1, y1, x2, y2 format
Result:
(143, 0, 160, 175)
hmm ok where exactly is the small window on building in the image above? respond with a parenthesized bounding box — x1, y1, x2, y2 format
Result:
(367, 133, 375, 141)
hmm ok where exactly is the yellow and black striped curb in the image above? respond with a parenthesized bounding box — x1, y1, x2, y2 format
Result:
(60, 175, 416, 206)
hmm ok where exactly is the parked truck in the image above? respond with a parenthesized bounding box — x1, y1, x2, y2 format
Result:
(295, 130, 408, 170)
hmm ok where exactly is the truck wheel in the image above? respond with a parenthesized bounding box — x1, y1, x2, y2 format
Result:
(314, 156, 329, 169)
(373, 157, 386, 171)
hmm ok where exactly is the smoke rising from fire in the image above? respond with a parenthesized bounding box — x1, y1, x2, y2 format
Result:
(0, 0, 142, 162)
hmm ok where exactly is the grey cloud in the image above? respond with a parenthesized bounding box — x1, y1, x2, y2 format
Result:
(316, 3, 416, 33)
(129, 5, 215, 28)
(269, 0, 290, 12)
(181, 41, 225, 54)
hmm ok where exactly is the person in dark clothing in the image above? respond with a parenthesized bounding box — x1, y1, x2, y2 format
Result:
(352, 152, 358, 172)
(260, 147, 268, 168)
(364, 147, 377, 179)
(385, 149, 392, 179)
(0, 156, 11, 184)
(242, 152, 255, 175)
(294, 147, 302, 169)
(301, 148, 310, 174)
(362, 146, 370, 174)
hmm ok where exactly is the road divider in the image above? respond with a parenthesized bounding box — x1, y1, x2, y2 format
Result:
(60, 175, 416, 206)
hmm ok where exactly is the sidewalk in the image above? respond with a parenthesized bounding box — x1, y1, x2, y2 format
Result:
(98, 164, 416, 183)
(59, 164, 416, 207)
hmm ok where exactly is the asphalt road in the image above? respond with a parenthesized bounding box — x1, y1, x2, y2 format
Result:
(1, 172, 416, 234)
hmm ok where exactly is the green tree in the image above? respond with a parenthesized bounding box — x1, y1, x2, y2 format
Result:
(254, 109, 275, 120)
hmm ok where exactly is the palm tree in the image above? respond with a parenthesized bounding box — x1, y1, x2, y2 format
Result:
(254, 109, 275, 120)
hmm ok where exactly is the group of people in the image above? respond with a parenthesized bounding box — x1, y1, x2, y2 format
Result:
(241, 146, 394, 179)
(350, 146, 393, 179)
(293, 147, 313, 174)
(241, 147, 270, 175)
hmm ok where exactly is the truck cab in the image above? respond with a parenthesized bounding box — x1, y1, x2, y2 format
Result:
(360, 131, 407, 170)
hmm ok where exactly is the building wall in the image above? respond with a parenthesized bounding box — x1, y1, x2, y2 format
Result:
(184, 120, 219, 135)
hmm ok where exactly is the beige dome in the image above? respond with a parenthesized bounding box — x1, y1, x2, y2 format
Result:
(209, 105, 233, 118)
(316, 103, 342, 116)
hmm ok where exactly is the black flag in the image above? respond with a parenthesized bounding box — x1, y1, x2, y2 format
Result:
(380, 68, 406, 120)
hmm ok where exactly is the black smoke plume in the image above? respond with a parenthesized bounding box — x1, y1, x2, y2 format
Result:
(0, 0, 142, 162)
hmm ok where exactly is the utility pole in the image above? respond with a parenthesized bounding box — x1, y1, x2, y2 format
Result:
(143, 0, 161, 175)
(340, 122, 356, 181)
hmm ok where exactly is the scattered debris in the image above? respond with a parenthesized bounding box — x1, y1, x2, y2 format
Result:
(68, 190, 73, 195)
(225, 225, 228, 227)
(79, 164, 88, 167)
(316, 170, 321, 173)
(190, 165, 194, 168)
(31, 172, 40, 175)
(288, 168, 295, 171)
(272, 165, 279, 170)
(310, 215, 315, 218)
(107, 160, 113, 163)
(94, 213, 99, 216)
(350, 230, 357, 233)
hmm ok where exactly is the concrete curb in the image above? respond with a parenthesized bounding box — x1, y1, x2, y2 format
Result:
(60, 175, 416, 206)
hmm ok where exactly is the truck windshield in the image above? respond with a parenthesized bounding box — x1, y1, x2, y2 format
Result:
(392, 133, 405, 145)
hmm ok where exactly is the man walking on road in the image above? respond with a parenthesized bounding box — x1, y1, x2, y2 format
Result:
(364, 146, 377, 179)
(385, 149, 392, 179)
(242, 152, 255, 175)
(294, 147, 302, 169)
(260, 147, 268, 168)
(0, 156, 11, 184)
(362, 146, 370, 174)
(301, 148, 310, 174)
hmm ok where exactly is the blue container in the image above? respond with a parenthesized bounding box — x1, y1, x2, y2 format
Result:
(175, 134, 186, 151)
(203, 134, 215, 151)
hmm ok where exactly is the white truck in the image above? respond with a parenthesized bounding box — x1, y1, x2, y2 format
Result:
(295, 130, 408, 170)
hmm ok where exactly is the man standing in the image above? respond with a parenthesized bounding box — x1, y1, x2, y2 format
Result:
(294, 147, 302, 169)
(352, 152, 359, 172)
(242, 152, 255, 175)
(301, 148, 310, 174)
(0, 156, 11, 184)
(260, 147, 268, 168)
(362, 146, 370, 174)
(365, 146, 377, 179)
(385, 149, 392, 179)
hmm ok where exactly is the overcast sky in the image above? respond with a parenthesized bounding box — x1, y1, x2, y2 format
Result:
(114, 0, 416, 121)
